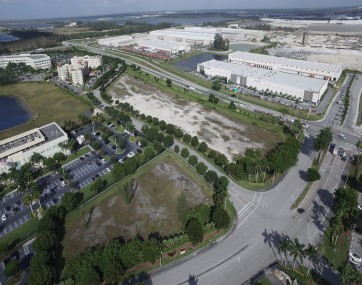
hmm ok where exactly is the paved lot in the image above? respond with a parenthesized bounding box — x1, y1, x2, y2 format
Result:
(350, 231, 362, 271)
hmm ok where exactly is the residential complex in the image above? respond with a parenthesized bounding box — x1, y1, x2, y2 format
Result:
(57, 55, 101, 86)
(0, 122, 69, 173)
(70, 55, 102, 69)
(0, 54, 51, 70)
(228, 51, 343, 82)
(197, 59, 328, 103)
(57, 62, 89, 86)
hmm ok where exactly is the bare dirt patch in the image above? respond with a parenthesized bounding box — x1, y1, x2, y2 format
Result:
(108, 74, 282, 161)
(63, 155, 212, 260)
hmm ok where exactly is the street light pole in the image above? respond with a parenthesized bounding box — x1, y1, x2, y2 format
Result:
(115, 138, 117, 153)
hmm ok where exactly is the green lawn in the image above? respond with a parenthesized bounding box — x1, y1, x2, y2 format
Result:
(62, 146, 92, 165)
(322, 225, 349, 268)
(0, 82, 90, 140)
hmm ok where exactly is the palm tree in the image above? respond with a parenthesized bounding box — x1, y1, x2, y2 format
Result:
(279, 238, 291, 266)
(125, 122, 136, 137)
(0, 172, 8, 187)
(305, 244, 319, 277)
(289, 238, 305, 272)
(23, 192, 34, 213)
(30, 152, 44, 168)
(92, 113, 104, 130)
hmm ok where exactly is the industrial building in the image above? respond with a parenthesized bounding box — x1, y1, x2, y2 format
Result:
(0, 54, 51, 69)
(137, 39, 191, 54)
(183, 26, 244, 41)
(71, 55, 102, 69)
(0, 122, 69, 173)
(98, 35, 134, 47)
(197, 59, 328, 103)
(228, 51, 343, 82)
(149, 29, 215, 46)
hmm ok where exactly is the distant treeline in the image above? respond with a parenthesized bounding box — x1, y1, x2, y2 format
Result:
(0, 21, 173, 54)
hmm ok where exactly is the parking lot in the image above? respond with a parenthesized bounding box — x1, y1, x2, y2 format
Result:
(350, 231, 362, 271)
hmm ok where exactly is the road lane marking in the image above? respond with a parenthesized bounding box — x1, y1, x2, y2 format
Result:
(237, 193, 262, 228)
(237, 202, 250, 216)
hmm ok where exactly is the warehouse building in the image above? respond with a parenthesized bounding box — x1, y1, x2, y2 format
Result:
(228, 51, 343, 82)
(0, 122, 69, 173)
(137, 39, 191, 54)
(197, 60, 328, 103)
(0, 53, 51, 69)
(98, 35, 134, 47)
(149, 29, 215, 46)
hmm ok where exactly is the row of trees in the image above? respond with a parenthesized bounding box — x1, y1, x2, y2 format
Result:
(279, 238, 318, 276)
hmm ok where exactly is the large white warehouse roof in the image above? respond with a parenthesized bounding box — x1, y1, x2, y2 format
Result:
(229, 51, 342, 74)
(200, 60, 328, 92)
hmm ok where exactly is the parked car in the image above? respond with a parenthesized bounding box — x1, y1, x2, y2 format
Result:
(338, 134, 346, 140)
(1, 214, 7, 221)
(349, 252, 362, 264)
(127, 151, 135, 158)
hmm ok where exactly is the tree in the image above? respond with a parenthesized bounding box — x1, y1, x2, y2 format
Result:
(165, 124, 175, 134)
(185, 218, 203, 245)
(166, 78, 172, 87)
(208, 94, 219, 104)
(29, 252, 54, 285)
(143, 238, 161, 263)
(211, 80, 221, 91)
(213, 33, 229, 51)
(198, 141, 208, 153)
(212, 207, 230, 230)
(279, 238, 291, 266)
(305, 244, 318, 277)
(196, 162, 208, 175)
(174, 145, 180, 154)
(208, 150, 217, 159)
(183, 134, 192, 143)
(30, 152, 44, 167)
(163, 135, 174, 147)
(181, 148, 190, 159)
(314, 127, 333, 152)
(307, 168, 321, 182)
(215, 154, 228, 168)
(204, 170, 218, 184)
(356, 140, 362, 154)
(191, 136, 199, 147)
(4, 259, 18, 277)
(340, 263, 362, 285)
(61, 192, 84, 213)
(289, 238, 305, 271)
(188, 155, 198, 167)
(228, 101, 236, 110)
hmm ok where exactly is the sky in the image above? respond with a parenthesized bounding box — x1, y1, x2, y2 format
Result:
(0, 0, 362, 20)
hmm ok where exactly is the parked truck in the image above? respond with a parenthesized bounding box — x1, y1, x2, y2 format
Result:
(332, 144, 339, 155)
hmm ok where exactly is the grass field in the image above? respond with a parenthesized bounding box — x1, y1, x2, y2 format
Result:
(0, 82, 89, 140)
(322, 225, 349, 268)
(63, 151, 214, 260)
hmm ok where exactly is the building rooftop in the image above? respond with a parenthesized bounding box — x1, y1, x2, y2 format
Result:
(0, 122, 66, 159)
(39, 123, 66, 143)
(228, 51, 343, 73)
(138, 39, 189, 49)
(0, 54, 49, 60)
(200, 60, 328, 91)
(149, 29, 215, 41)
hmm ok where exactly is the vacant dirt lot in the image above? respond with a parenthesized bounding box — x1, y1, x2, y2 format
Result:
(63, 154, 212, 260)
(108, 74, 282, 161)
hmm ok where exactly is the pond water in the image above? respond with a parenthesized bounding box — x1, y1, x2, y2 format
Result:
(0, 96, 31, 132)
(172, 54, 227, 72)
(0, 33, 18, 43)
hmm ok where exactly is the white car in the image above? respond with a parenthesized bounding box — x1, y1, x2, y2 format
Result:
(61, 181, 66, 187)
(358, 205, 362, 210)
(101, 158, 106, 163)
(1, 214, 7, 221)
(349, 252, 362, 264)
(339, 134, 346, 140)
(127, 151, 135, 158)
(106, 167, 111, 172)
(119, 158, 124, 164)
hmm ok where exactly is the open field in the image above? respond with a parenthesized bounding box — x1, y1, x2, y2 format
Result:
(0, 83, 89, 140)
(63, 152, 213, 260)
(52, 26, 92, 34)
(108, 74, 282, 161)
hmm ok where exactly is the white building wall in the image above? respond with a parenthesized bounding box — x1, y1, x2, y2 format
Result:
(0, 54, 51, 69)
(71, 56, 102, 69)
